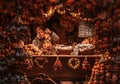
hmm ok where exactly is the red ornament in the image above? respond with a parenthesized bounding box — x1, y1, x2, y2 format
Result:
(53, 56, 62, 71)
(82, 57, 90, 70)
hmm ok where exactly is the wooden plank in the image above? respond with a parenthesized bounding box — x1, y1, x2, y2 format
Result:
(31, 55, 102, 57)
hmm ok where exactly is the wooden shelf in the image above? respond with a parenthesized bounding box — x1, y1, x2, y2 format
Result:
(31, 55, 102, 58)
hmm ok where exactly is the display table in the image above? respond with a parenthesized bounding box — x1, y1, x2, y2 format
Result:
(25, 55, 102, 81)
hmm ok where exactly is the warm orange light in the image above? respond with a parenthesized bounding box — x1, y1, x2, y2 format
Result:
(49, 0, 58, 3)
(66, 0, 74, 3)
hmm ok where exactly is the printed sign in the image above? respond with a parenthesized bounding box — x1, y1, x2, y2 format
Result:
(78, 22, 93, 37)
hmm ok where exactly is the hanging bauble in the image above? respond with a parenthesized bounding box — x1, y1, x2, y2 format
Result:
(24, 58, 33, 70)
(68, 58, 80, 69)
(82, 56, 90, 70)
(53, 56, 62, 71)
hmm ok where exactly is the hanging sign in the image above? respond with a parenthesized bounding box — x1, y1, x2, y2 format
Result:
(78, 21, 93, 37)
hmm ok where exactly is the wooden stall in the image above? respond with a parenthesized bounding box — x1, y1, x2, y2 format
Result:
(24, 55, 102, 81)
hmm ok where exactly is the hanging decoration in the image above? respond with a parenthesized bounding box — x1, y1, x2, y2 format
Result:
(82, 56, 90, 70)
(53, 56, 62, 71)
(68, 58, 80, 69)
(78, 21, 93, 38)
(34, 56, 48, 68)
(24, 58, 33, 70)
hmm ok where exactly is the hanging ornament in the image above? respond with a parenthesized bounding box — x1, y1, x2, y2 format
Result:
(82, 56, 90, 70)
(34, 56, 48, 68)
(68, 58, 80, 69)
(53, 56, 62, 71)
(24, 58, 33, 70)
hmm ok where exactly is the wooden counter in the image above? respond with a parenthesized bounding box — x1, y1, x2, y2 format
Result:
(25, 55, 102, 81)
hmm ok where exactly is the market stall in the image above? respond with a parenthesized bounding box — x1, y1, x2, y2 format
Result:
(0, 0, 120, 84)
(21, 55, 102, 80)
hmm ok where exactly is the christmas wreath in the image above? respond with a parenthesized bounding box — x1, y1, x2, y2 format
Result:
(68, 58, 80, 69)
